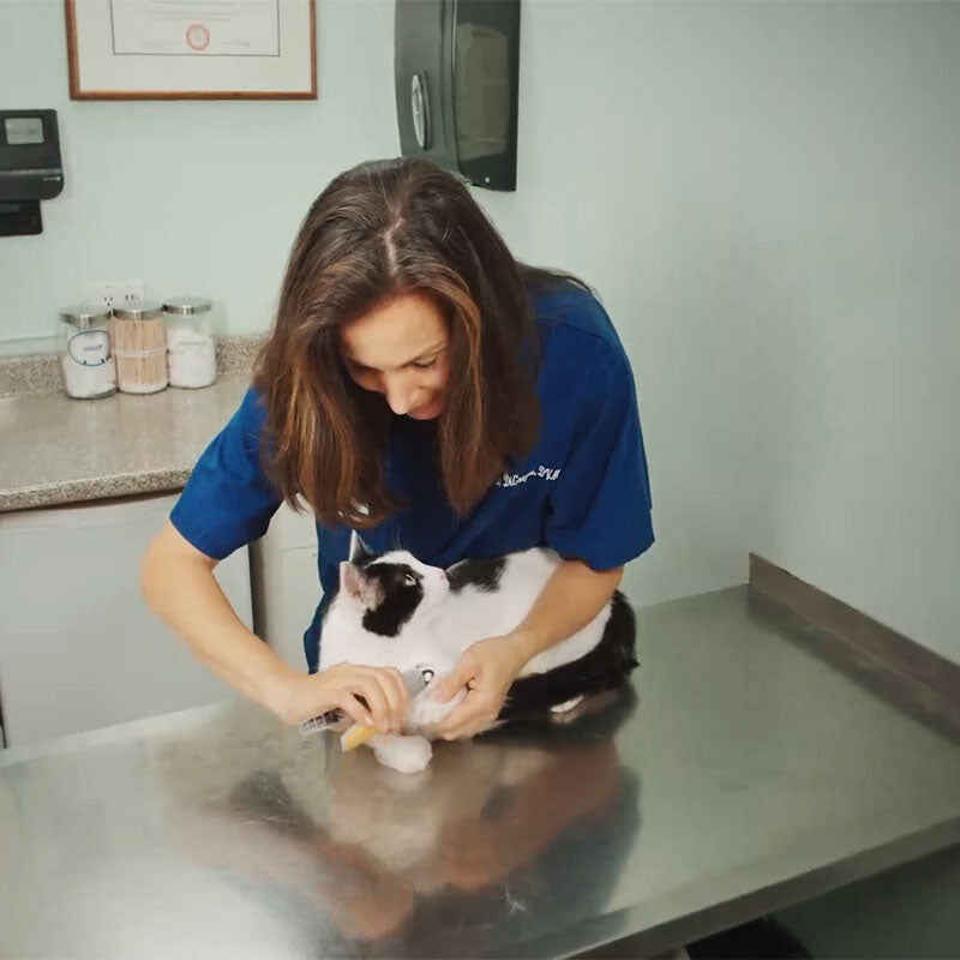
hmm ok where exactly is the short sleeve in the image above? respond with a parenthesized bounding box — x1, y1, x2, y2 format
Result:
(170, 387, 283, 560)
(545, 347, 654, 570)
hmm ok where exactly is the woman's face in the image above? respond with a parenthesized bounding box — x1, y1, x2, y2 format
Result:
(340, 292, 451, 420)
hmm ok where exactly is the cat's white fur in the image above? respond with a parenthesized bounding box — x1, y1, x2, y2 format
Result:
(319, 547, 613, 772)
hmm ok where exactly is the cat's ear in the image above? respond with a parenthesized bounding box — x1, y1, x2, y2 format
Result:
(340, 561, 381, 606)
(349, 531, 372, 564)
(340, 561, 364, 598)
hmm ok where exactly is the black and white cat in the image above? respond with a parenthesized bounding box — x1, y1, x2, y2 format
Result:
(318, 539, 638, 772)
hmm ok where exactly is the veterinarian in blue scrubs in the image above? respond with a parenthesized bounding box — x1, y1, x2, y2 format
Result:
(142, 157, 654, 741)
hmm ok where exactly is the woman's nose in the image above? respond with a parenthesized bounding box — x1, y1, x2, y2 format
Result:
(383, 375, 416, 415)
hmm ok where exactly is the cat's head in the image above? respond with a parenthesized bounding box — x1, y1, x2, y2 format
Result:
(338, 548, 449, 638)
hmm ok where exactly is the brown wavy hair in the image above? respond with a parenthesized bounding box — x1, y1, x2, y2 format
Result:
(254, 157, 588, 528)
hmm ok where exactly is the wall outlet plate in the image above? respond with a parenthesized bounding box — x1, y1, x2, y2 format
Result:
(87, 280, 145, 311)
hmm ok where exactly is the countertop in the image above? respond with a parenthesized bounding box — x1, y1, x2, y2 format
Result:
(0, 375, 250, 512)
(2, 586, 958, 959)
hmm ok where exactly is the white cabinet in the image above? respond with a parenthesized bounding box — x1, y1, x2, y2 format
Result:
(250, 501, 322, 672)
(0, 493, 252, 747)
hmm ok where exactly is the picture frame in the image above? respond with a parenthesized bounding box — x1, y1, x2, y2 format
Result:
(65, 0, 317, 100)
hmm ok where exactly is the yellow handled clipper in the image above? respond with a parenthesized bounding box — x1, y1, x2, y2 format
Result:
(300, 665, 434, 751)
(340, 722, 378, 752)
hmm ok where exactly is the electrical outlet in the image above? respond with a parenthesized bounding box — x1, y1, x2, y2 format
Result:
(87, 280, 145, 311)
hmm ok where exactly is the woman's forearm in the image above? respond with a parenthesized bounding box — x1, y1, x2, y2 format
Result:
(140, 521, 297, 716)
(142, 522, 412, 730)
(511, 559, 623, 665)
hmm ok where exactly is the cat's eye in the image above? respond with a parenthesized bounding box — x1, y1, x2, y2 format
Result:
(403, 572, 417, 586)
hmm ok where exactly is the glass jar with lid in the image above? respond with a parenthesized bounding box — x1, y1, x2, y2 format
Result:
(163, 296, 218, 389)
(110, 302, 168, 394)
(58, 303, 117, 399)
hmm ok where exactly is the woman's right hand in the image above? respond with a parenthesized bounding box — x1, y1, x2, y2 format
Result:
(273, 663, 410, 733)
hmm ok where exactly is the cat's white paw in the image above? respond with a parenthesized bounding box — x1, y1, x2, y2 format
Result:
(371, 734, 433, 773)
(550, 695, 585, 714)
(407, 682, 466, 731)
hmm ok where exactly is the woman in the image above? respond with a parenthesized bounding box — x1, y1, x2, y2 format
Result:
(141, 157, 654, 741)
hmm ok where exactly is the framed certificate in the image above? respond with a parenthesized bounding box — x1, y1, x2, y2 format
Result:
(65, 0, 317, 100)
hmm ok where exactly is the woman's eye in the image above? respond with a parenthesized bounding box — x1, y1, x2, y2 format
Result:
(411, 357, 437, 370)
(347, 364, 380, 388)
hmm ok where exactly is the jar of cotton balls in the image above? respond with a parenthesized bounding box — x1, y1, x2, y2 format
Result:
(58, 302, 117, 400)
(162, 296, 218, 389)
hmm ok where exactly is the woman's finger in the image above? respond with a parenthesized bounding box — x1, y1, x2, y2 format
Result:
(434, 657, 478, 702)
(442, 714, 495, 741)
(382, 667, 410, 729)
(356, 677, 392, 732)
(367, 667, 407, 731)
(430, 693, 477, 732)
(436, 698, 493, 740)
(335, 692, 374, 727)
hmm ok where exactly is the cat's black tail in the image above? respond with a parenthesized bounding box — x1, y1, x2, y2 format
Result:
(497, 590, 638, 722)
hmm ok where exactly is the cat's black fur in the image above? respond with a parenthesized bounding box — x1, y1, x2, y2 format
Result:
(350, 538, 429, 638)
(447, 557, 507, 594)
(499, 590, 638, 721)
(360, 562, 425, 637)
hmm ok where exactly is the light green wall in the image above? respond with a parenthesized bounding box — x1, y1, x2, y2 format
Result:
(2, 1, 958, 662)
(0, 0, 399, 343)
(487, 1, 960, 663)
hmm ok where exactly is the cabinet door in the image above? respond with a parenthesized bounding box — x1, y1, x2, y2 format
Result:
(257, 543, 323, 670)
(0, 494, 252, 747)
(249, 501, 322, 671)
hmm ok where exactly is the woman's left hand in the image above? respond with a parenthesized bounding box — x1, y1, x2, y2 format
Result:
(430, 633, 531, 740)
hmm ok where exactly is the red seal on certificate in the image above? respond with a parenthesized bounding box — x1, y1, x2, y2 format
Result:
(185, 23, 211, 51)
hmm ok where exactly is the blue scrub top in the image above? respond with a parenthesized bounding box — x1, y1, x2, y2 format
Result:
(170, 284, 654, 672)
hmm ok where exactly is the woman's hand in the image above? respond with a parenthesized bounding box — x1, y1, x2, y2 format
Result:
(427, 560, 623, 741)
(429, 634, 531, 740)
(272, 663, 410, 733)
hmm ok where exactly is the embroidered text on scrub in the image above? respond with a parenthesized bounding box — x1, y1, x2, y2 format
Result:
(496, 465, 562, 488)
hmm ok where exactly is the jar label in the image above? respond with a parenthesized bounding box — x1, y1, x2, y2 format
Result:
(67, 330, 110, 366)
(172, 333, 211, 345)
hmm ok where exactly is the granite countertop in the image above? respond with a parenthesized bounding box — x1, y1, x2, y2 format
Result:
(1, 587, 958, 959)
(0, 348, 256, 512)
